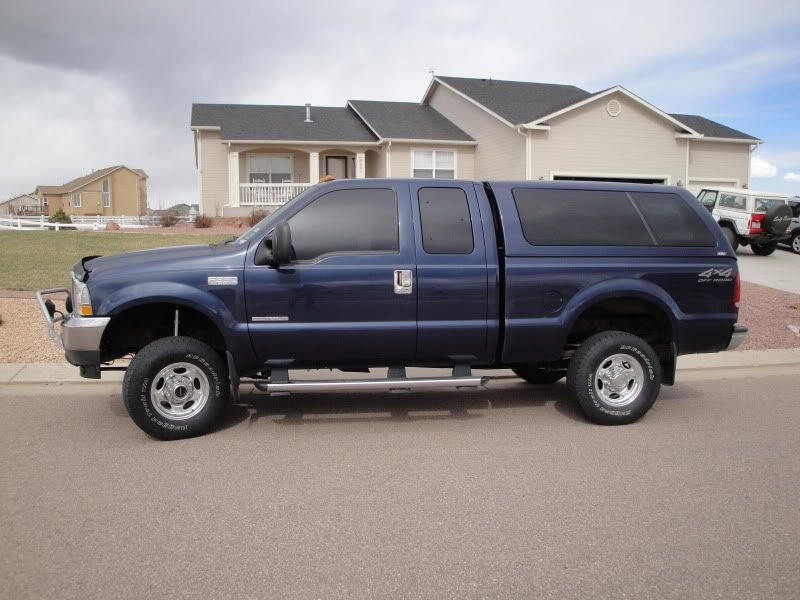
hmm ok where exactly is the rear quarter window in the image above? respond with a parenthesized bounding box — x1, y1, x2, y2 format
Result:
(512, 188, 653, 246)
(629, 192, 716, 247)
(754, 197, 786, 213)
(718, 193, 747, 211)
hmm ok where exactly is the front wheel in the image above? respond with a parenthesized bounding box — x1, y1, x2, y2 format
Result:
(791, 233, 800, 254)
(566, 331, 661, 425)
(751, 241, 777, 256)
(123, 336, 229, 440)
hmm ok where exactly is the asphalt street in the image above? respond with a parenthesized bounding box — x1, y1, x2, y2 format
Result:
(2, 372, 799, 600)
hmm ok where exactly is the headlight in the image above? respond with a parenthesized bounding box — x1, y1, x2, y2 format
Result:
(71, 275, 93, 316)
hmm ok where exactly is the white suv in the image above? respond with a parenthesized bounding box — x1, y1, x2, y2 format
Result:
(697, 187, 793, 256)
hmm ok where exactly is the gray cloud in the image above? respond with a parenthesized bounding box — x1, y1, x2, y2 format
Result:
(1, 0, 799, 205)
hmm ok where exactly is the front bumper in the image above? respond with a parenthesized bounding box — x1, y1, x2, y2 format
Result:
(725, 324, 748, 351)
(36, 288, 110, 365)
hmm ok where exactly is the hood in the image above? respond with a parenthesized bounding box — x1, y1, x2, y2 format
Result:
(79, 242, 246, 280)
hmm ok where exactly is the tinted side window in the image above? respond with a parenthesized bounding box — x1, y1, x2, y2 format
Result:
(630, 192, 716, 247)
(512, 188, 653, 246)
(417, 187, 474, 254)
(719, 193, 746, 210)
(288, 188, 399, 261)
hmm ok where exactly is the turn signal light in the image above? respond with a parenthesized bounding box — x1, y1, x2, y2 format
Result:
(80, 305, 93, 316)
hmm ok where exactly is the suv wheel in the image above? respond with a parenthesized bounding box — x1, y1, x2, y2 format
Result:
(791, 232, 800, 254)
(512, 365, 565, 384)
(123, 336, 229, 440)
(751, 242, 778, 256)
(721, 225, 739, 251)
(566, 331, 661, 425)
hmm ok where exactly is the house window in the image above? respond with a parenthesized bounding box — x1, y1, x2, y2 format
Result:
(102, 179, 111, 208)
(72, 193, 81, 208)
(412, 150, 455, 179)
(42, 196, 48, 207)
(248, 154, 292, 184)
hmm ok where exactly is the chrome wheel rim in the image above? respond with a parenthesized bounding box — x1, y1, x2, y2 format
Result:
(150, 362, 210, 420)
(793, 235, 800, 253)
(594, 353, 644, 407)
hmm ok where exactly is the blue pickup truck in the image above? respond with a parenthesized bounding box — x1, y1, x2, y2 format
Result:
(38, 179, 746, 439)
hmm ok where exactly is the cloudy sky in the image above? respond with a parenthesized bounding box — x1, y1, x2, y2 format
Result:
(1, 0, 799, 207)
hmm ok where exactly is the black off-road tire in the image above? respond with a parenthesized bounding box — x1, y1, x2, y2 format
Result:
(566, 331, 661, 425)
(123, 336, 228, 440)
(722, 225, 739, 251)
(512, 365, 565, 385)
(751, 241, 777, 256)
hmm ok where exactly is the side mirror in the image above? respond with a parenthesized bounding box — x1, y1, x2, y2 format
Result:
(254, 221, 294, 267)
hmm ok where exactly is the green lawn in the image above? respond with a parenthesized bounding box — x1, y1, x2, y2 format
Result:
(0, 231, 231, 290)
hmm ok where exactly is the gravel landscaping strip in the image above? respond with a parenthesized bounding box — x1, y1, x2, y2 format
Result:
(1, 281, 797, 364)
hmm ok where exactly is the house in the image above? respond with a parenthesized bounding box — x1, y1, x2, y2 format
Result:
(0, 193, 46, 216)
(191, 76, 760, 216)
(34, 165, 148, 216)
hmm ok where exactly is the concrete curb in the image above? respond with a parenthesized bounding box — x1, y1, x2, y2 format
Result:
(2, 348, 799, 384)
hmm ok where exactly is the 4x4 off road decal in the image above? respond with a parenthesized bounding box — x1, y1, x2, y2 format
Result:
(698, 268, 734, 283)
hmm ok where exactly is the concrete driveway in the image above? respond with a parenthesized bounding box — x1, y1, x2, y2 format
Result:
(2, 372, 800, 599)
(736, 244, 800, 294)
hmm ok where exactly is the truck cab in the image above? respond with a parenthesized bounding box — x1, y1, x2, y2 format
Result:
(38, 179, 746, 439)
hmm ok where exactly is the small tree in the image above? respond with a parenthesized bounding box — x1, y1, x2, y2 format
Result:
(48, 208, 72, 224)
(246, 209, 268, 227)
(160, 212, 178, 227)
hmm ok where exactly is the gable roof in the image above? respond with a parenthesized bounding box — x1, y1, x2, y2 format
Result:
(668, 114, 758, 141)
(426, 76, 759, 142)
(191, 104, 378, 143)
(36, 165, 147, 195)
(0, 193, 40, 206)
(427, 76, 593, 126)
(346, 100, 474, 142)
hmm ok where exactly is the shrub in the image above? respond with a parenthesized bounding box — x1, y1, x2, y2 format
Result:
(48, 208, 72, 224)
(246, 209, 268, 227)
(160, 212, 178, 227)
(194, 214, 213, 228)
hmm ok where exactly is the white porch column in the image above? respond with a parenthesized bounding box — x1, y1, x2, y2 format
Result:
(228, 151, 240, 208)
(355, 152, 366, 179)
(309, 151, 320, 183)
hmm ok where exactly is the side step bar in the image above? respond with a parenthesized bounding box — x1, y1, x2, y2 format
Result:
(257, 376, 487, 394)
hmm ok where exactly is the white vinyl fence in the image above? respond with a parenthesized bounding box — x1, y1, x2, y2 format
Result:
(0, 214, 193, 231)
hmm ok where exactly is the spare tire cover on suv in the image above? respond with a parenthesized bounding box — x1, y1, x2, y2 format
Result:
(763, 204, 794, 235)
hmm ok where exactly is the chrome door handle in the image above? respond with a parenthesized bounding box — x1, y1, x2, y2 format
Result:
(394, 269, 412, 294)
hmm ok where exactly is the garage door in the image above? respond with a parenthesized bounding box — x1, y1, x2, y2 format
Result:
(688, 179, 738, 196)
(553, 175, 666, 184)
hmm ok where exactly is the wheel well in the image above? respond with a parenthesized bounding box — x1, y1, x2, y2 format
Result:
(566, 297, 673, 357)
(100, 303, 226, 361)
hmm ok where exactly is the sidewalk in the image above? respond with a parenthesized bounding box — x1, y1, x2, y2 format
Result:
(2, 348, 800, 384)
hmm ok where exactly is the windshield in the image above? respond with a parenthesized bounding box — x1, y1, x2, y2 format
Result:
(235, 186, 318, 244)
(753, 197, 787, 213)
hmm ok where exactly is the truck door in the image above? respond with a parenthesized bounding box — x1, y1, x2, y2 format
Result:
(409, 181, 491, 364)
(244, 183, 416, 366)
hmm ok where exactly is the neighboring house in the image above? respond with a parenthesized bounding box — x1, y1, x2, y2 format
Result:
(150, 203, 199, 217)
(34, 165, 148, 216)
(191, 76, 761, 216)
(0, 193, 46, 216)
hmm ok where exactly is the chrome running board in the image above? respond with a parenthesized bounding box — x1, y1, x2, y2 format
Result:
(257, 376, 487, 394)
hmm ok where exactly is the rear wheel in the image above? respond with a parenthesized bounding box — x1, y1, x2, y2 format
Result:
(566, 331, 661, 425)
(123, 336, 228, 440)
(722, 226, 739, 251)
(751, 242, 777, 256)
(512, 365, 565, 385)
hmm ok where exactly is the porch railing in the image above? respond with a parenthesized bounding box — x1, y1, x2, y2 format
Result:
(240, 183, 313, 206)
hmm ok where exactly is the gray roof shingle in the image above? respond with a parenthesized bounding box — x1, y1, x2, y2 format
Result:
(347, 100, 474, 141)
(435, 76, 593, 125)
(668, 113, 758, 140)
(191, 104, 378, 142)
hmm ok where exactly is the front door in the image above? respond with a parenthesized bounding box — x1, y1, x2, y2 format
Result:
(244, 183, 416, 367)
(325, 156, 348, 179)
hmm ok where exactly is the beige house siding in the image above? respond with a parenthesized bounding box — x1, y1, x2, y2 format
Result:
(366, 148, 384, 178)
(107, 169, 144, 215)
(387, 143, 476, 179)
(198, 129, 229, 215)
(688, 141, 750, 188)
(427, 83, 525, 179)
(530, 91, 686, 184)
